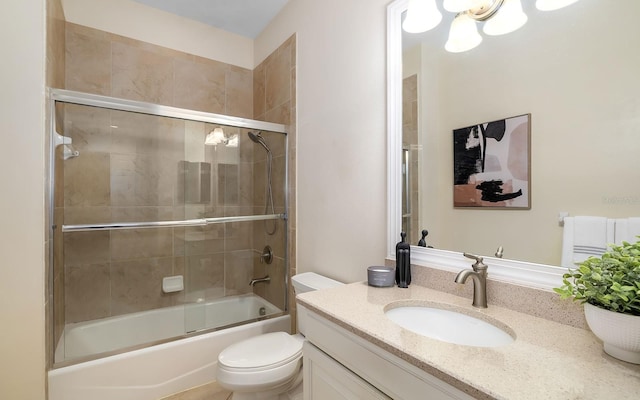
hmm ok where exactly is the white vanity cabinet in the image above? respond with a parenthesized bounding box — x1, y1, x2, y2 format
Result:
(300, 305, 476, 400)
(303, 341, 391, 399)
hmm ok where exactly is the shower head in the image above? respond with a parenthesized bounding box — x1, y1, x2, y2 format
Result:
(247, 131, 271, 153)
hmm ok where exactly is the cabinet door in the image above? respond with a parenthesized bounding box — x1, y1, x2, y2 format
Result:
(303, 342, 391, 400)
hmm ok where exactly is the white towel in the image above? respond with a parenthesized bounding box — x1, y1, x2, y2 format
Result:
(561, 216, 615, 268)
(614, 218, 640, 245)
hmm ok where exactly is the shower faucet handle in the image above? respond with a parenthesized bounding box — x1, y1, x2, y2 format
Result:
(260, 246, 273, 264)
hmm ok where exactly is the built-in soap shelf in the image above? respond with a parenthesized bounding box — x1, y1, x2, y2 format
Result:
(162, 275, 184, 293)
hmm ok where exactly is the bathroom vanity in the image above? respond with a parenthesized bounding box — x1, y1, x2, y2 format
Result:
(297, 281, 640, 400)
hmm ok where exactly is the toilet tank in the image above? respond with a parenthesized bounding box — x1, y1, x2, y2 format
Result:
(291, 272, 343, 294)
(291, 272, 343, 336)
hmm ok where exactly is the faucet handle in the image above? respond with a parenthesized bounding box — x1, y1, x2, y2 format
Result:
(463, 253, 487, 271)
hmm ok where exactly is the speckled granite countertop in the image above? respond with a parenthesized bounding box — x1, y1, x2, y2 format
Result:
(297, 282, 640, 400)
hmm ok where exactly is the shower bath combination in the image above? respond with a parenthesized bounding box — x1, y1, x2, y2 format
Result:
(48, 90, 290, 400)
(248, 131, 277, 235)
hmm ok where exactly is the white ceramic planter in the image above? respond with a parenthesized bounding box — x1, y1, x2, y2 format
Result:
(584, 302, 640, 364)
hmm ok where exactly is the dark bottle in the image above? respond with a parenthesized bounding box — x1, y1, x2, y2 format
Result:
(395, 232, 411, 288)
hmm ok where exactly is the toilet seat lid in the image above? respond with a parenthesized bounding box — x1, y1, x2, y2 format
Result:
(219, 332, 303, 370)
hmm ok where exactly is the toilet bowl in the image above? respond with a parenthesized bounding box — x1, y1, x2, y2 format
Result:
(216, 272, 343, 400)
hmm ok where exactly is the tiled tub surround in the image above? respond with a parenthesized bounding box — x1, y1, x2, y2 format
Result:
(296, 270, 640, 399)
(54, 22, 298, 358)
(65, 23, 253, 118)
(55, 100, 288, 363)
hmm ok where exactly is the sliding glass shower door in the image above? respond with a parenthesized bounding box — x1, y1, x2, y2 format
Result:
(51, 90, 288, 365)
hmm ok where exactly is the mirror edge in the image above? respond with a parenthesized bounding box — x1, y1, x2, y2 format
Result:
(385, 0, 566, 290)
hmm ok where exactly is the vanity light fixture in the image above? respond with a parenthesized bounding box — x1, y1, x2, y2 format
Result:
(205, 127, 226, 145)
(403, 0, 442, 33)
(444, 12, 483, 53)
(481, 0, 527, 36)
(404, 0, 580, 53)
(204, 127, 239, 147)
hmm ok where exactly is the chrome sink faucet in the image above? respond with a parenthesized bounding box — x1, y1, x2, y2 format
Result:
(454, 253, 488, 308)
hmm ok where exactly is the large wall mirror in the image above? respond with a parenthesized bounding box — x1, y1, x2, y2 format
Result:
(387, 0, 640, 286)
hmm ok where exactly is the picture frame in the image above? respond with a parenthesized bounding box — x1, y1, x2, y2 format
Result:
(453, 114, 531, 209)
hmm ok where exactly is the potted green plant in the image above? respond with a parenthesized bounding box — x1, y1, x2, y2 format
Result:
(554, 239, 640, 364)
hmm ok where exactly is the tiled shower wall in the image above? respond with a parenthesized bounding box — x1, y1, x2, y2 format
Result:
(52, 20, 297, 350)
(252, 36, 296, 325)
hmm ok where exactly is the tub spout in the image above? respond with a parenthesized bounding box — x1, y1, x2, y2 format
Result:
(455, 253, 488, 308)
(249, 275, 271, 287)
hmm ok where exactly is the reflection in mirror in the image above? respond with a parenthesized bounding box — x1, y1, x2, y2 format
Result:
(399, 0, 640, 266)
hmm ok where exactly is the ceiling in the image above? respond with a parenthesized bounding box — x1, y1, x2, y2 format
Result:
(131, 0, 290, 39)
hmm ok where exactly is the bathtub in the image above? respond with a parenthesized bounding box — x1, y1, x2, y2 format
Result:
(49, 294, 290, 400)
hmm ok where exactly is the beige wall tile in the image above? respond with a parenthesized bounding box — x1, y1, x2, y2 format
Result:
(265, 49, 291, 111)
(238, 128, 255, 163)
(224, 221, 252, 252)
(110, 153, 176, 207)
(63, 206, 111, 225)
(110, 110, 184, 160)
(226, 66, 253, 119)
(64, 152, 110, 207)
(65, 24, 111, 95)
(64, 231, 110, 265)
(253, 62, 266, 119)
(178, 225, 226, 257)
(220, 163, 240, 205)
(224, 250, 253, 295)
(184, 253, 224, 301)
(253, 159, 267, 210)
(272, 155, 286, 211)
(237, 162, 253, 208)
(111, 41, 174, 104)
(253, 219, 286, 262)
(173, 58, 226, 113)
(111, 206, 175, 222)
(263, 100, 291, 125)
(111, 228, 174, 261)
(111, 257, 175, 314)
(264, 257, 286, 310)
(47, 0, 65, 89)
(261, 131, 286, 158)
(65, 263, 111, 322)
(65, 104, 112, 153)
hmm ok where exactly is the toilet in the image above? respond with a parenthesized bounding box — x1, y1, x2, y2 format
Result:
(216, 272, 343, 400)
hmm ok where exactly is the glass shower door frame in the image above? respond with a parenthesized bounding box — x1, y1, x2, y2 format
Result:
(48, 88, 290, 366)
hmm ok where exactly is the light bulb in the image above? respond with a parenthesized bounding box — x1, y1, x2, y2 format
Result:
(443, 0, 485, 13)
(483, 0, 527, 36)
(445, 13, 482, 53)
(402, 0, 442, 33)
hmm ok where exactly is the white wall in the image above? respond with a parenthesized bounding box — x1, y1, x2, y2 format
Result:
(256, 0, 389, 283)
(62, 0, 254, 69)
(0, 0, 46, 399)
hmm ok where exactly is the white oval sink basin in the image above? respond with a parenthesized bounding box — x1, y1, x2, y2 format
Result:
(385, 306, 514, 347)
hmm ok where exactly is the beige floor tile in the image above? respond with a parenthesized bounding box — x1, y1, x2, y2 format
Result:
(160, 381, 231, 400)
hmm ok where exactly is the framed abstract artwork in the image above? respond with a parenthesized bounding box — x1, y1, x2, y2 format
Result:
(453, 114, 531, 209)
